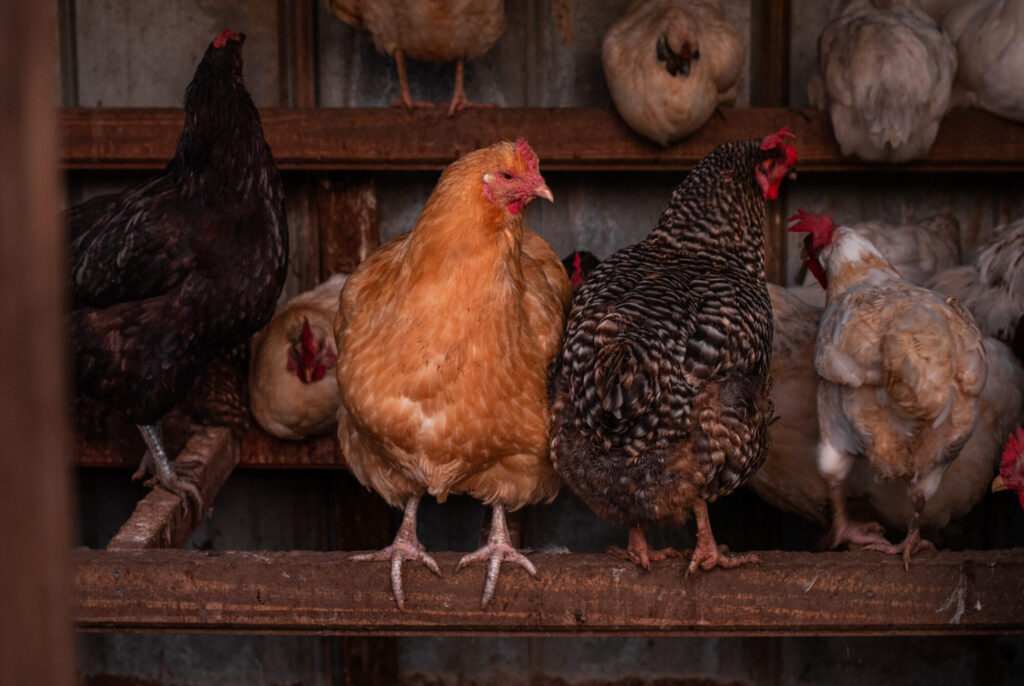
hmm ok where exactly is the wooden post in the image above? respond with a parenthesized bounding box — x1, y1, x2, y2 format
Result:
(0, 1, 74, 684)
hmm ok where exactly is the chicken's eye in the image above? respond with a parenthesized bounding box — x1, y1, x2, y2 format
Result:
(501, 172, 514, 180)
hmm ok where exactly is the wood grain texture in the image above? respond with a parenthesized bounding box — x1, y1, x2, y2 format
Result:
(73, 548, 1024, 635)
(59, 107, 1024, 172)
(107, 427, 240, 549)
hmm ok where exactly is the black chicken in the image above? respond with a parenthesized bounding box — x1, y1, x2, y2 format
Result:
(68, 30, 288, 511)
(548, 130, 797, 574)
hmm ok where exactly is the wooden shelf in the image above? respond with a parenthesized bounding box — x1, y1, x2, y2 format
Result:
(60, 107, 1024, 173)
(72, 547, 1024, 636)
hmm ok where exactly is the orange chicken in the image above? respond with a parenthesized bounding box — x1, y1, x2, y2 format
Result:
(334, 139, 570, 609)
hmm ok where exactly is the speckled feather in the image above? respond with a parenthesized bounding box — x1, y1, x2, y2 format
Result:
(549, 137, 778, 529)
(68, 36, 288, 427)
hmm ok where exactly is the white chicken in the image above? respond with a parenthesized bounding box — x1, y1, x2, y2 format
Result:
(790, 210, 986, 568)
(919, 0, 1024, 122)
(602, 0, 743, 145)
(808, 0, 957, 162)
(249, 274, 347, 440)
(791, 213, 961, 308)
(929, 218, 1024, 358)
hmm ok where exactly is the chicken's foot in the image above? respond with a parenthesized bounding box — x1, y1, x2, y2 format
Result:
(351, 494, 440, 610)
(456, 503, 535, 609)
(606, 527, 681, 571)
(133, 423, 203, 517)
(865, 510, 936, 571)
(826, 480, 891, 549)
(445, 59, 498, 116)
(686, 499, 760, 575)
(391, 50, 434, 109)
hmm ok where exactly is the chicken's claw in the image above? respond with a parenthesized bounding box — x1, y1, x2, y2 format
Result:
(351, 541, 440, 610)
(828, 518, 890, 550)
(685, 543, 760, 576)
(134, 424, 204, 518)
(605, 527, 680, 571)
(864, 528, 937, 571)
(456, 504, 535, 608)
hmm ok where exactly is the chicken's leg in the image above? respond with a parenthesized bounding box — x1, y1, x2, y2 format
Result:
(133, 423, 202, 515)
(446, 59, 498, 116)
(351, 494, 440, 610)
(826, 479, 891, 549)
(391, 50, 434, 110)
(456, 503, 535, 608)
(606, 527, 680, 571)
(686, 499, 760, 575)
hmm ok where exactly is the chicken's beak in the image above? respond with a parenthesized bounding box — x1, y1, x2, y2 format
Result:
(992, 475, 1008, 493)
(535, 184, 554, 203)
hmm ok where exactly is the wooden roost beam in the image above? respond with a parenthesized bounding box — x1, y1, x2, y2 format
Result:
(73, 548, 1024, 636)
(59, 107, 1024, 173)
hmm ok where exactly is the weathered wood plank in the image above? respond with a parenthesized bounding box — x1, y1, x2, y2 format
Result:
(107, 428, 239, 549)
(73, 548, 1024, 635)
(318, 174, 380, 276)
(59, 107, 1024, 172)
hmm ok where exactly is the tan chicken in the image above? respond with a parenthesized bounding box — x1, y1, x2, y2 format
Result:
(335, 138, 570, 609)
(327, 0, 505, 115)
(748, 284, 1024, 536)
(603, 0, 743, 145)
(249, 274, 347, 440)
(791, 213, 962, 308)
(929, 218, 1024, 359)
(789, 210, 986, 568)
(808, 0, 956, 162)
(919, 0, 1024, 122)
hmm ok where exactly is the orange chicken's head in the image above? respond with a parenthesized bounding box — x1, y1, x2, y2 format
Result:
(993, 425, 1024, 511)
(286, 317, 338, 384)
(481, 137, 554, 215)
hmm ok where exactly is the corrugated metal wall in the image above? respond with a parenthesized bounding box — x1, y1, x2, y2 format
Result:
(65, 1, 1024, 684)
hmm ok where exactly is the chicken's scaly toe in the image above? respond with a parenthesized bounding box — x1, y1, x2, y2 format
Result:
(829, 519, 890, 550)
(135, 423, 204, 518)
(605, 527, 680, 571)
(351, 540, 441, 610)
(865, 529, 936, 571)
(351, 495, 437, 610)
(686, 544, 761, 576)
(457, 504, 537, 608)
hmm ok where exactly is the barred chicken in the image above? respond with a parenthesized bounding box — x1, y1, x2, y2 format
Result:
(249, 274, 347, 440)
(549, 129, 797, 574)
(335, 139, 570, 609)
(68, 31, 288, 511)
(790, 210, 986, 568)
(602, 0, 743, 146)
(808, 0, 956, 162)
(327, 0, 505, 115)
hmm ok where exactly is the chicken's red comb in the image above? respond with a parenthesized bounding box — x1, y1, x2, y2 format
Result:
(760, 126, 796, 151)
(1000, 425, 1024, 472)
(214, 29, 241, 48)
(301, 317, 315, 354)
(571, 251, 584, 288)
(787, 209, 835, 251)
(515, 137, 538, 172)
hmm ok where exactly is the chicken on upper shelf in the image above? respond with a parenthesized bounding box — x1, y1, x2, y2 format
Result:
(928, 218, 1024, 361)
(327, 0, 505, 115)
(790, 213, 962, 309)
(602, 0, 743, 145)
(249, 274, 347, 441)
(68, 31, 288, 512)
(992, 425, 1024, 511)
(748, 284, 1024, 539)
(790, 210, 986, 568)
(918, 0, 1024, 123)
(549, 129, 798, 574)
(808, 0, 957, 162)
(335, 138, 570, 609)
